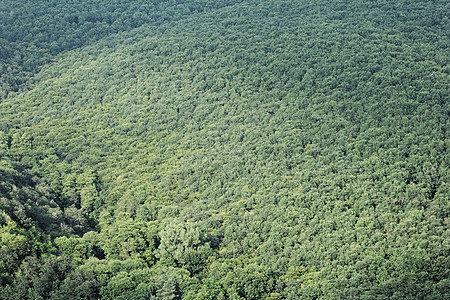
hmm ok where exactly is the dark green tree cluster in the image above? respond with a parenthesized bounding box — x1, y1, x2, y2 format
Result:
(0, 0, 245, 98)
(0, 0, 449, 298)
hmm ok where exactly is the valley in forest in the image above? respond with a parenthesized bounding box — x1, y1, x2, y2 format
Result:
(0, 0, 449, 299)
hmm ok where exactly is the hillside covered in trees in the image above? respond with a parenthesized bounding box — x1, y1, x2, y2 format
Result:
(0, 0, 449, 299)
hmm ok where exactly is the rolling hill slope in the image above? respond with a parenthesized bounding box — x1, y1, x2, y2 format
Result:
(0, 0, 449, 299)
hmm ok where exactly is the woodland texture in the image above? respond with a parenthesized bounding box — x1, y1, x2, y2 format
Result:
(0, 0, 449, 299)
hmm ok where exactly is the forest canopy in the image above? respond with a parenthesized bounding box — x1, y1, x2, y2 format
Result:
(0, 0, 449, 299)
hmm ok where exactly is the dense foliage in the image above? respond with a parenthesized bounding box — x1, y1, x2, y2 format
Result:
(1, 0, 449, 299)
(0, 0, 244, 98)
